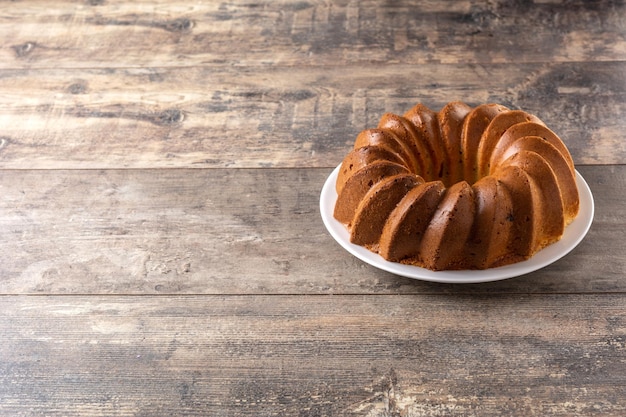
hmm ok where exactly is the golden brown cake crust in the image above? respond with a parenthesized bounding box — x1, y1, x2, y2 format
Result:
(379, 181, 445, 263)
(334, 102, 580, 271)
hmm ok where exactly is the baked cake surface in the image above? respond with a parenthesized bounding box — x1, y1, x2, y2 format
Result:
(333, 102, 580, 271)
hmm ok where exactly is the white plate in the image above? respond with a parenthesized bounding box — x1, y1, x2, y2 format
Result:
(320, 164, 594, 284)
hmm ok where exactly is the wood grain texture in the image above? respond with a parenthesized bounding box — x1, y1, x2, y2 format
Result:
(1, 0, 625, 414)
(0, 165, 623, 295)
(0, 62, 625, 169)
(1, 0, 624, 69)
(1, 294, 625, 416)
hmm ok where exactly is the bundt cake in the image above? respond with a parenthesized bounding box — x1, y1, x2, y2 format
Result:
(333, 101, 580, 271)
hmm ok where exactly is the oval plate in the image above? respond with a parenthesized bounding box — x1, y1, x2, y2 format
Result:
(320, 164, 594, 283)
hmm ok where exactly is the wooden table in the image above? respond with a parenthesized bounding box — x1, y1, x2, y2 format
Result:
(1, 1, 625, 415)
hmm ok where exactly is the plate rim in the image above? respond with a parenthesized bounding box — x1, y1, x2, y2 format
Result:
(320, 164, 595, 284)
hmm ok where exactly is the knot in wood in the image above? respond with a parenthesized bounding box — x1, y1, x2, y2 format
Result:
(155, 109, 185, 126)
(67, 81, 89, 95)
(12, 42, 35, 58)
(162, 18, 194, 33)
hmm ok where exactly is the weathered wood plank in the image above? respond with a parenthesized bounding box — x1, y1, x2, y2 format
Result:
(0, 62, 624, 169)
(1, 294, 625, 416)
(0, 0, 624, 69)
(0, 165, 623, 295)
(0, 1, 622, 415)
